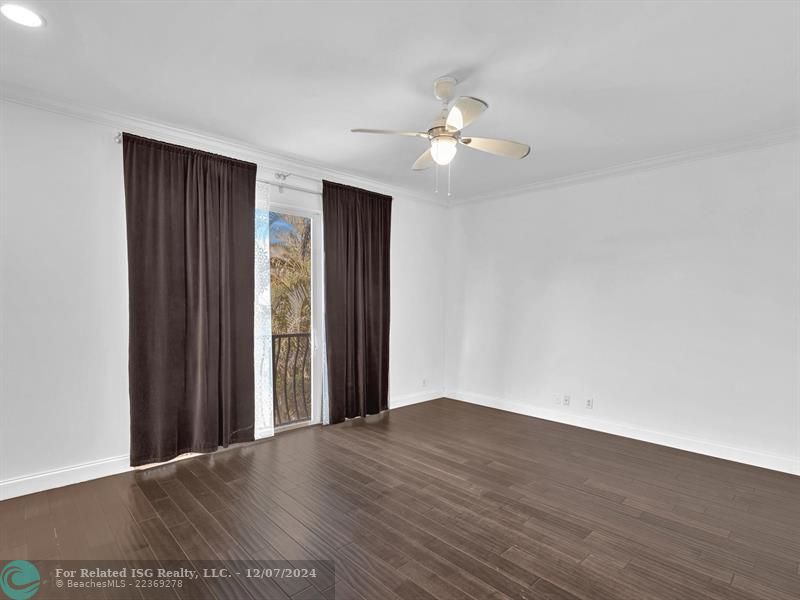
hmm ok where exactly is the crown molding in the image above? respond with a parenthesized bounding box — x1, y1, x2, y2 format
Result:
(4, 83, 796, 209)
(451, 127, 800, 206)
(0, 83, 449, 208)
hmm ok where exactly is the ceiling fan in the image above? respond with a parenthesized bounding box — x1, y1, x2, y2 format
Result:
(351, 76, 531, 178)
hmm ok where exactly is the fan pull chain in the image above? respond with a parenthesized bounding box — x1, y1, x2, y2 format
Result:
(447, 162, 452, 196)
(434, 164, 439, 193)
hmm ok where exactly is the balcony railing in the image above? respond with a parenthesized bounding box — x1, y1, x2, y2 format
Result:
(272, 333, 311, 427)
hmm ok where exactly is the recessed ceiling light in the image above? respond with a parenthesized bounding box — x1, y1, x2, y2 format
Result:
(1, 4, 45, 28)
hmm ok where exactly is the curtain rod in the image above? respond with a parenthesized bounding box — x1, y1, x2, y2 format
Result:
(259, 179, 322, 196)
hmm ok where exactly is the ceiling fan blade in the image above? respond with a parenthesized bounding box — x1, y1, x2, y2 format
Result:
(351, 128, 429, 138)
(445, 96, 488, 131)
(412, 148, 434, 171)
(460, 136, 531, 159)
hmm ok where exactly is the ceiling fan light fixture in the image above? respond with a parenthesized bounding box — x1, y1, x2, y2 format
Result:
(430, 136, 457, 166)
(351, 77, 528, 189)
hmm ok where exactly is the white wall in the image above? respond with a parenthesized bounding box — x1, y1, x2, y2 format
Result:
(390, 197, 447, 404)
(444, 141, 800, 474)
(0, 101, 131, 495)
(2, 96, 795, 500)
(0, 99, 446, 497)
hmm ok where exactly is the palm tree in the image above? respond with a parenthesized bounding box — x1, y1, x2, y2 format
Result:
(267, 213, 312, 424)
(269, 214, 311, 334)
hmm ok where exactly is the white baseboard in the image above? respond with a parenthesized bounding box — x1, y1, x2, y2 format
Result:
(447, 390, 800, 476)
(0, 392, 438, 500)
(4, 391, 793, 501)
(0, 455, 130, 501)
(0, 391, 436, 500)
(390, 390, 445, 409)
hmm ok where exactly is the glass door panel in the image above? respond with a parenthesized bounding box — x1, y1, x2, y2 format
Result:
(269, 211, 312, 427)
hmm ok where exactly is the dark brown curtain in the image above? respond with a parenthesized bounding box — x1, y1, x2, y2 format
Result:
(322, 180, 392, 424)
(123, 134, 256, 466)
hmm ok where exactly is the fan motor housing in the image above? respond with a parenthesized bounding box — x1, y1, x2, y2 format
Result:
(428, 125, 459, 140)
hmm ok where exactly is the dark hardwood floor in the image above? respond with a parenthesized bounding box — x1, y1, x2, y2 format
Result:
(1, 398, 799, 599)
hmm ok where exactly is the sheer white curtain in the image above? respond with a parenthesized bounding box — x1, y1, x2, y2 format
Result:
(254, 181, 274, 439)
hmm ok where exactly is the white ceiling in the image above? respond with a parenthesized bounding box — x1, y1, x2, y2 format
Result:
(1, 1, 798, 199)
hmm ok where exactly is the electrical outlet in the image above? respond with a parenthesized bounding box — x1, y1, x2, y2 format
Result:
(563, 395, 570, 407)
(585, 398, 594, 409)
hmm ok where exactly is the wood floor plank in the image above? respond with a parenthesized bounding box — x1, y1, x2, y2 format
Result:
(1, 398, 797, 600)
